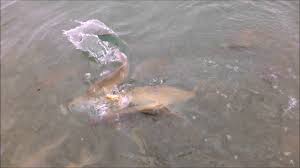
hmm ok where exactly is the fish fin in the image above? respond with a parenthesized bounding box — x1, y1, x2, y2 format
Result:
(134, 103, 163, 115)
(136, 104, 185, 120)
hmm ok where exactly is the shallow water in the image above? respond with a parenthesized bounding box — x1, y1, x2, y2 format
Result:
(1, 1, 299, 167)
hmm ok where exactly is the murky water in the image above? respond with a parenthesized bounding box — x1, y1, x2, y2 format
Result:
(1, 1, 299, 167)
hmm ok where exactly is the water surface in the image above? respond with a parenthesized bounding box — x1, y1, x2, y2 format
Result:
(1, 1, 299, 167)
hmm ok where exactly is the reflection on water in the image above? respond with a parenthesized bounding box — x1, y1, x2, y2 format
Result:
(1, 1, 299, 167)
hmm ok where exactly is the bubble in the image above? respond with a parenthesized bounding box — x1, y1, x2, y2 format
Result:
(289, 160, 294, 166)
(226, 103, 231, 108)
(284, 96, 298, 112)
(283, 152, 291, 156)
(226, 134, 232, 141)
(233, 66, 239, 72)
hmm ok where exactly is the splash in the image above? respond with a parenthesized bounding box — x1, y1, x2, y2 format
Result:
(63, 19, 125, 64)
(284, 96, 298, 112)
(89, 102, 109, 118)
(282, 96, 299, 120)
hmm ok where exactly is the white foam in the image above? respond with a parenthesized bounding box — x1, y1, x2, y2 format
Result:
(63, 19, 121, 64)
(63, 19, 116, 42)
(285, 96, 298, 112)
(94, 103, 109, 118)
(119, 95, 131, 109)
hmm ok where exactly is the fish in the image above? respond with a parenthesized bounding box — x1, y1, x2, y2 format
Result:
(69, 83, 196, 126)
(107, 85, 196, 123)
(88, 102, 178, 127)
(67, 49, 197, 126)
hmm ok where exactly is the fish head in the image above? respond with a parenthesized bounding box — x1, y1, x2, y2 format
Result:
(67, 96, 101, 113)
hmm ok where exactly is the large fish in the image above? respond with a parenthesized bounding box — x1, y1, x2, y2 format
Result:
(68, 71, 196, 126)
(91, 85, 196, 126)
(67, 47, 199, 126)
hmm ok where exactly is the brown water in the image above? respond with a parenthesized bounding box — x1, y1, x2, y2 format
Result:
(1, 1, 299, 167)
